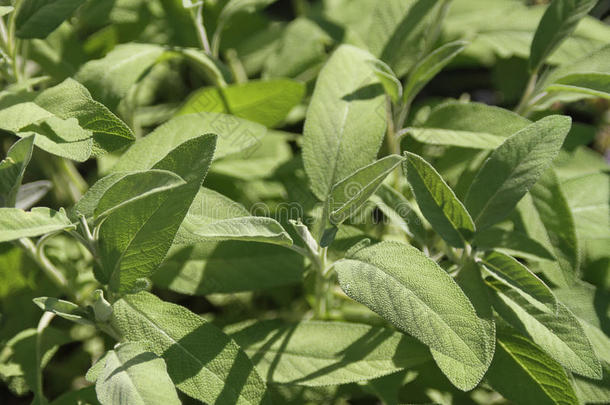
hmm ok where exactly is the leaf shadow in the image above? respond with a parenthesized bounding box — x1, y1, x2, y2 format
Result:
(104, 351, 158, 381)
(341, 83, 384, 102)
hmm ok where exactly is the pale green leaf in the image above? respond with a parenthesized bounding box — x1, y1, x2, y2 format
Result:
(490, 281, 602, 379)
(486, 328, 579, 405)
(0, 136, 35, 207)
(472, 228, 555, 261)
(15, 0, 86, 39)
(34, 78, 135, 155)
(328, 155, 404, 225)
(431, 258, 495, 391)
(404, 151, 474, 248)
(178, 79, 305, 128)
(94, 170, 186, 222)
(227, 320, 431, 386)
(0, 207, 74, 243)
(369, 59, 402, 103)
(573, 363, 610, 405)
(76, 44, 165, 110)
(0, 6, 13, 17)
(95, 342, 180, 405)
(465, 115, 571, 231)
(303, 45, 386, 201)
(153, 241, 304, 295)
(373, 184, 426, 242)
(545, 72, 610, 99)
(335, 241, 489, 373)
(529, 0, 598, 72)
(111, 291, 271, 404)
(15, 180, 53, 210)
(481, 251, 556, 310)
(562, 172, 609, 240)
(403, 41, 468, 103)
(98, 135, 216, 292)
(33, 297, 93, 325)
(406, 101, 531, 149)
(112, 113, 265, 172)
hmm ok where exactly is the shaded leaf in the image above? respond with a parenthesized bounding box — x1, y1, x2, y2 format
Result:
(0, 136, 35, 207)
(0, 207, 74, 243)
(15, 0, 86, 39)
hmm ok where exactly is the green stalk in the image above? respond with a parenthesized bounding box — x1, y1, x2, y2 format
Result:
(515, 70, 538, 116)
(193, 4, 212, 55)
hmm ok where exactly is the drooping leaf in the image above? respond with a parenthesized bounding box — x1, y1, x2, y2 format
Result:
(529, 0, 598, 72)
(431, 258, 495, 391)
(97, 135, 216, 292)
(0, 136, 35, 207)
(303, 45, 386, 201)
(178, 79, 306, 128)
(465, 115, 571, 231)
(34, 78, 135, 155)
(33, 297, 93, 325)
(403, 151, 474, 248)
(481, 251, 556, 310)
(486, 328, 580, 405)
(0, 207, 74, 243)
(489, 280, 602, 379)
(369, 59, 402, 103)
(95, 342, 180, 405)
(406, 101, 531, 149)
(335, 242, 489, 376)
(111, 291, 271, 404)
(112, 113, 265, 172)
(153, 240, 304, 295)
(76, 44, 165, 111)
(328, 155, 404, 225)
(403, 41, 468, 104)
(15, 0, 86, 39)
(227, 320, 431, 386)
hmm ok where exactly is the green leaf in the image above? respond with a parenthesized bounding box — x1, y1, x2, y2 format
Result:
(33, 297, 93, 325)
(328, 155, 404, 225)
(34, 78, 135, 156)
(431, 258, 495, 391)
(95, 342, 180, 405)
(303, 45, 387, 201)
(0, 6, 13, 17)
(403, 151, 474, 248)
(174, 188, 292, 246)
(178, 79, 306, 128)
(472, 228, 555, 261)
(0, 207, 74, 243)
(15, 0, 86, 39)
(227, 320, 431, 386)
(406, 101, 531, 149)
(48, 386, 99, 405)
(0, 136, 35, 207)
(486, 328, 579, 405)
(94, 170, 186, 222)
(97, 135, 216, 292)
(490, 281, 602, 379)
(335, 241, 489, 375)
(529, 0, 598, 72)
(562, 171, 609, 240)
(76, 44, 165, 111)
(369, 59, 402, 103)
(111, 291, 271, 404)
(545, 72, 610, 99)
(465, 115, 571, 231)
(403, 41, 468, 103)
(373, 184, 426, 243)
(153, 241, 304, 295)
(573, 363, 610, 405)
(529, 168, 580, 284)
(481, 251, 556, 310)
(112, 113, 265, 172)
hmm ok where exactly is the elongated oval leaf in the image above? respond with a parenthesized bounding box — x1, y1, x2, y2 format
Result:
(481, 251, 556, 310)
(406, 102, 531, 149)
(0, 207, 74, 243)
(98, 135, 216, 292)
(0, 136, 35, 207)
(403, 41, 468, 103)
(473, 228, 555, 261)
(529, 0, 598, 72)
(545, 72, 610, 99)
(15, 0, 86, 39)
(33, 297, 92, 325)
(95, 342, 180, 405)
(490, 281, 602, 379)
(404, 151, 474, 247)
(465, 115, 571, 231)
(487, 328, 580, 405)
(335, 241, 489, 372)
(303, 45, 387, 201)
(111, 291, 271, 404)
(329, 155, 404, 225)
(178, 79, 305, 128)
(227, 320, 431, 386)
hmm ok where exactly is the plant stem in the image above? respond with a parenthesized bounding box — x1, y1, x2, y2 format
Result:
(193, 4, 212, 55)
(35, 312, 55, 404)
(314, 247, 329, 319)
(18, 236, 71, 297)
(515, 71, 538, 116)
